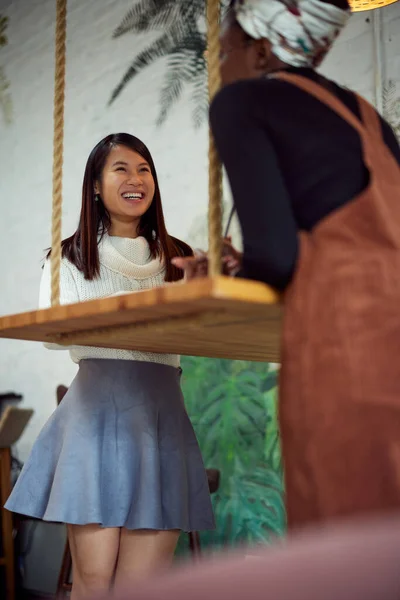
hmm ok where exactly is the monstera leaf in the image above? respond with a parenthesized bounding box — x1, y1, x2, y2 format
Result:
(207, 462, 286, 547)
(179, 357, 285, 553)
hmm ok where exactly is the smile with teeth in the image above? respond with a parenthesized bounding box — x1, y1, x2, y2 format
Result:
(122, 191, 144, 201)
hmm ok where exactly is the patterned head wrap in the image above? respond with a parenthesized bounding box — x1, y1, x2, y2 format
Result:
(232, 0, 351, 68)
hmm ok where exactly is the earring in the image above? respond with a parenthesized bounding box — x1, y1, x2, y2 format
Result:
(94, 193, 100, 202)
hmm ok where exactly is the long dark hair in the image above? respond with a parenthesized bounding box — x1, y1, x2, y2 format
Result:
(47, 133, 192, 282)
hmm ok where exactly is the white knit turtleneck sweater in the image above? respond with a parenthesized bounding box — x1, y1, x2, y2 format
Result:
(39, 234, 180, 367)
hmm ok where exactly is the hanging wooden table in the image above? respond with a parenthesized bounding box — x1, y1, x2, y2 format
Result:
(0, 277, 281, 362)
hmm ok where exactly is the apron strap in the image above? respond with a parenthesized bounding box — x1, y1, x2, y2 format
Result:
(271, 72, 368, 139)
(358, 95, 384, 143)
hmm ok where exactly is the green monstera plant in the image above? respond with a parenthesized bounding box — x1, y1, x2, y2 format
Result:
(177, 357, 285, 555)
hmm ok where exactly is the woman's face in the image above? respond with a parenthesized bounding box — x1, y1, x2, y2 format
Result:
(96, 145, 155, 232)
(219, 15, 272, 86)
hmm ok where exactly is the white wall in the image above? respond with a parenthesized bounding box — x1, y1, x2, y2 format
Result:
(0, 0, 399, 461)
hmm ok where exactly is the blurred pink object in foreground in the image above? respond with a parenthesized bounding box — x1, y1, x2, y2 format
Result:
(95, 514, 400, 600)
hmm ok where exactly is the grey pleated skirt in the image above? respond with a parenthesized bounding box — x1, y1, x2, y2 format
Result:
(5, 359, 215, 532)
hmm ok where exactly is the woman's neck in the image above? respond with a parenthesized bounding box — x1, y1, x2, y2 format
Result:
(108, 219, 140, 238)
(265, 56, 292, 75)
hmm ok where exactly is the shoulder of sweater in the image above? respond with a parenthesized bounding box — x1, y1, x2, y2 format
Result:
(43, 254, 78, 274)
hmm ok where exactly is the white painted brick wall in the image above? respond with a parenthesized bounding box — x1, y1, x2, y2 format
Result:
(0, 0, 399, 460)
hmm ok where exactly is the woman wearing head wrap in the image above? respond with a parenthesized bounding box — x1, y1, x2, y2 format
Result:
(174, 0, 400, 530)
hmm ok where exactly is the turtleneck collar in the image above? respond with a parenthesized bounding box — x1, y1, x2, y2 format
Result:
(98, 233, 165, 280)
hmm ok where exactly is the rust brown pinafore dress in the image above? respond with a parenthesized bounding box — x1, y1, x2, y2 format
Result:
(277, 73, 400, 530)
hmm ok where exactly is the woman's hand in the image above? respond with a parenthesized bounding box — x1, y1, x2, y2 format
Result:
(172, 250, 209, 280)
(172, 237, 242, 281)
(222, 236, 242, 276)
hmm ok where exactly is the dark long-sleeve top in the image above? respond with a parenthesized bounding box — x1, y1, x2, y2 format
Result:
(210, 68, 400, 291)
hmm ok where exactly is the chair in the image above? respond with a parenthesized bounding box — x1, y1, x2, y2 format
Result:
(0, 406, 34, 600)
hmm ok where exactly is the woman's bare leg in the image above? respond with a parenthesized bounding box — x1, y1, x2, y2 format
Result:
(113, 529, 180, 588)
(68, 524, 120, 600)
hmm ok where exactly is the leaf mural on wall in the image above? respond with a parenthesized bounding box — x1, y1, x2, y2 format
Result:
(0, 13, 12, 125)
(156, 42, 208, 128)
(109, 0, 229, 127)
(178, 357, 285, 553)
(383, 80, 400, 141)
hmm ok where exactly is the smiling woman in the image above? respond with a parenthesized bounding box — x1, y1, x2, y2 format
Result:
(4, 133, 215, 599)
(46, 133, 192, 282)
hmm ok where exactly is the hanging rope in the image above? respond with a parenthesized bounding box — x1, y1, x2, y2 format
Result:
(50, 0, 67, 306)
(206, 0, 223, 277)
